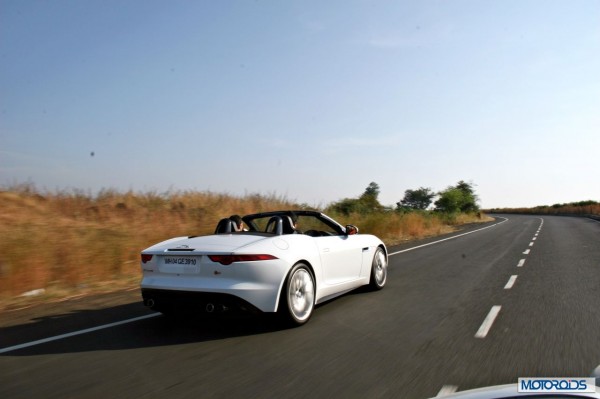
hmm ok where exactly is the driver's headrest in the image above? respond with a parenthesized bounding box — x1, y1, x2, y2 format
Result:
(214, 218, 234, 234)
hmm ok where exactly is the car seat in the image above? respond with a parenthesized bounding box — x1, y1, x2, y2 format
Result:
(265, 216, 283, 235)
(214, 218, 234, 234)
(281, 216, 296, 234)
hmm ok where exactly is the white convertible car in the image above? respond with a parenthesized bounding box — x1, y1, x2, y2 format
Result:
(140, 210, 387, 325)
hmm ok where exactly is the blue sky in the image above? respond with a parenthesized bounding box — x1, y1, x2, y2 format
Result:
(1, 1, 599, 209)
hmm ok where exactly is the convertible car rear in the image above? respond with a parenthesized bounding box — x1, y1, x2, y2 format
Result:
(140, 210, 387, 325)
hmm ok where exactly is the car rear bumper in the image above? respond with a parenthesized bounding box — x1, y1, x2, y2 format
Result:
(140, 256, 290, 312)
(141, 288, 264, 315)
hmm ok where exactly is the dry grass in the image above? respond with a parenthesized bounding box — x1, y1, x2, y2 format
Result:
(329, 210, 489, 246)
(0, 186, 491, 310)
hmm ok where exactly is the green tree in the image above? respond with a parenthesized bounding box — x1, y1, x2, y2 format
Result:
(362, 182, 380, 199)
(397, 187, 435, 211)
(329, 197, 364, 215)
(434, 188, 465, 213)
(329, 182, 383, 215)
(435, 181, 479, 213)
(359, 182, 384, 212)
(455, 180, 479, 212)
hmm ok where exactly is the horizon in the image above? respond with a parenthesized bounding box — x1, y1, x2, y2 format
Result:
(3, 180, 597, 211)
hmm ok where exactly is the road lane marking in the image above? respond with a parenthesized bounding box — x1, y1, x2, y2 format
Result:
(529, 242, 534, 246)
(0, 313, 160, 354)
(504, 275, 518, 289)
(523, 249, 530, 255)
(436, 385, 458, 396)
(517, 259, 526, 267)
(389, 218, 508, 256)
(532, 237, 537, 241)
(475, 306, 502, 338)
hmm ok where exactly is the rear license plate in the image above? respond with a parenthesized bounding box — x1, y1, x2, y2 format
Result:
(163, 257, 198, 266)
(160, 256, 201, 274)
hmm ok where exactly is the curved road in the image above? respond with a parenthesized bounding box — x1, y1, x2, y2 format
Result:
(1, 215, 599, 398)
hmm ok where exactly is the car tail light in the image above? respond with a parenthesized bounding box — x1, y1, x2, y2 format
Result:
(208, 254, 278, 265)
(141, 254, 153, 263)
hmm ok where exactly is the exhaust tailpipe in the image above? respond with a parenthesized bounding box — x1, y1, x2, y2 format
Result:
(206, 303, 215, 313)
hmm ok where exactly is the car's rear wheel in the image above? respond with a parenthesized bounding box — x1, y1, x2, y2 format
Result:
(369, 247, 387, 290)
(280, 263, 315, 326)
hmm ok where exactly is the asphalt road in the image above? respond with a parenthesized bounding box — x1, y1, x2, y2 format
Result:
(1, 215, 599, 399)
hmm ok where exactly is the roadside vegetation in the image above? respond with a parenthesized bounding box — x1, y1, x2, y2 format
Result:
(0, 181, 489, 309)
(487, 200, 600, 217)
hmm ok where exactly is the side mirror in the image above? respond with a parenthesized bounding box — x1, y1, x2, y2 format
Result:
(345, 225, 359, 235)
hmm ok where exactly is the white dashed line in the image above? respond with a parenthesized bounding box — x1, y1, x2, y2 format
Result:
(475, 306, 502, 338)
(0, 313, 160, 354)
(517, 259, 526, 267)
(504, 275, 518, 289)
(532, 237, 537, 241)
(436, 385, 459, 396)
(523, 249, 530, 255)
(529, 242, 534, 247)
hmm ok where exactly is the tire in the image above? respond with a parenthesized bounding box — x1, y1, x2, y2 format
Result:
(369, 247, 387, 290)
(279, 263, 315, 326)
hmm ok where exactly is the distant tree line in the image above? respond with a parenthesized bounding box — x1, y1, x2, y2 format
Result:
(488, 200, 599, 217)
(328, 180, 480, 216)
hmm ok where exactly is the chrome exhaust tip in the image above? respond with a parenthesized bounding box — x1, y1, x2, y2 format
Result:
(206, 303, 215, 313)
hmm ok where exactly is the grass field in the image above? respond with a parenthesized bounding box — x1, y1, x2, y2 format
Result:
(0, 186, 489, 310)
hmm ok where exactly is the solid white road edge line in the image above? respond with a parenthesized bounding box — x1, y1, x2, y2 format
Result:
(504, 275, 518, 289)
(0, 313, 160, 354)
(388, 217, 509, 256)
(475, 306, 502, 338)
(436, 385, 459, 396)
